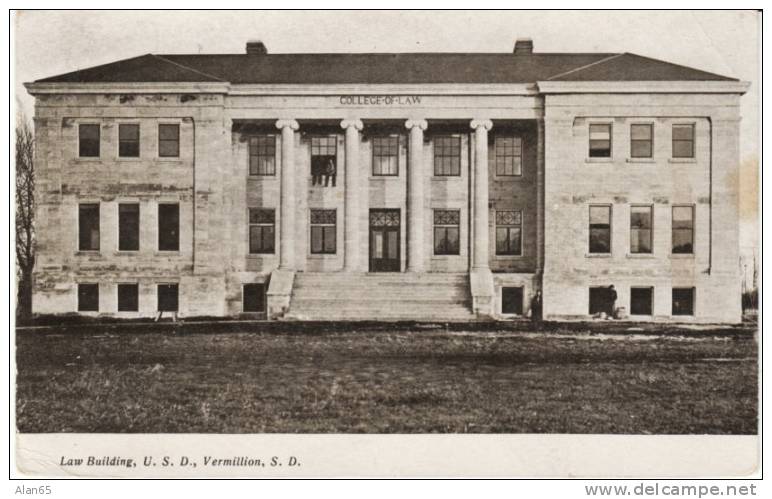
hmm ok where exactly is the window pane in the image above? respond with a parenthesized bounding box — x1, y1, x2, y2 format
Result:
(589, 206, 610, 225)
(157, 284, 179, 312)
(117, 283, 139, 312)
(496, 227, 509, 254)
(434, 136, 462, 176)
(78, 204, 100, 251)
(501, 287, 524, 315)
(323, 226, 336, 253)
(310, 226, 322, 253)
(249, 226, 262, 253)
(672, 229, 693, 254)
(630, 288, 653, 315)
(589, 228, 611, 253)
(262, 226, 275, 252)
(79, 124, 100, 157)
(589, 124, 611, 158)
(118, 124, 140, 158)
(631, 124, 652, 140)
(672, 206, 693, 226)
(118, 203, 140, 251)
(673, 140, 694, 158)
(159, 139, 179, 158)
(672, 124, 694, 141)
(243, 283, 266, 313)
(159, 124, 179, 141)
(158, 124, 179, 157)
(249, 136, 276, 175)
(672, 288, 694, 315)
(631, 141, 652, 158)
(77, 283, 99, 312)
(509, 227, 522, 255)
(158, 204, 179, 251)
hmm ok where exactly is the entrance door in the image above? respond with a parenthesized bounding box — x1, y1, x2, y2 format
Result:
(369, 209, 400, 272)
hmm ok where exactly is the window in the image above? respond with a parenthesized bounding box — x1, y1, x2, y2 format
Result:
(249, 208, 275, 254)
(243, 283, 266, 313)
(630, 287, 653, 315)
(672, 287, 695, 316)
(496, 211, 522, 256)
(78, 203, 100, 251)
(158, 203, 179, 251)
(117, 283, 139, 312)
(672, 206, 694, 254)
(77, 283, 99, 312)
(501, 287, 524, 315)
(495, 137, 523, 176)
(589, 205, 611, 254)
(672, 124, 695, 158)
(372, 136, 399, 176)
(311, 136, 337, 187)
(249, 135, 276, 175)
(630, 124, 653, 158)
(589, 287, 608, 315)
(589, 123, 612, 158)
(118, 124, 140, 157)
(433, 210, 460, 255)
(630, 205, 653, 254)
(79, 124, 100, 157)
(118, 203, 140, 251)
(158, 124, 180, 157)
(157, 284, 179, 312)
(434, 135, 461, 176)
(310, 209, 337, 254)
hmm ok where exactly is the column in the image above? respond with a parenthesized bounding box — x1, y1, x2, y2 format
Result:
(470, 119, 493, 270)
(276, 119, 299, 269)
(341, 119, 364, 271)
(536, 118, 545, 276)
(405, 119, 428, 272)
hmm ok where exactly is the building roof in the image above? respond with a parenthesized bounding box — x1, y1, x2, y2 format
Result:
(34, 51, 737, 85)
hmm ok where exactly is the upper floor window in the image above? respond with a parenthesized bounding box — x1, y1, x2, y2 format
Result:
(589, 205, 611, 254)
(630, 205, 653, 254)
(372, 136, 399, 176)
(310, 209, 337, 254)
(672, 124, 695, 158)
(249, 135, 276, 175)
(79, 124, 100, 157)
(434, 135, 461, 176)
(158, 124, 180, 158)
(158, 203, 180, 252)
(495, 210, 522, 256)
(118, 203, 140, 251)
(589, 124, 612, 158)
(78, 203, 100, 251)
(433, 209, 460, 255)
(672, 206, 694, 254)
(249, 208, 275, 254)
(495, 137, 523, 176)
(311, 136, 337, 187)
(630, 124, 653, 158)
(118, 124, 140, 158)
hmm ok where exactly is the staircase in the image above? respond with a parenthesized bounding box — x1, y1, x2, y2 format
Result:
(284, 272, 476, 321)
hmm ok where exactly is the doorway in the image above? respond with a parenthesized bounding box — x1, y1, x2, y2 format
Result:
(369, 209, 400, 272)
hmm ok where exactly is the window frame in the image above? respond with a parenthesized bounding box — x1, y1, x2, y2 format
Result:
(671, 205, 695, 255)
(630, 204, 653, 254)
(433, 209, 461, 256)
(157, 203, 180, 252)
(495, 210, 523, 256)
(117, 283, 140, 312)
(588, 123, 612, 158)
(118, 123, 141, 158)
(248, 208, 276, 255)
(588, 204, 612, 254)
(158, 123, 180, 158)
(248, 135, 277, 176)
(672, 123, 696, 159)
(494, 136, 523, 177)
(433, 135, 462, 176)
(309, 209, 337, 255)
(117, 203, 140, 252)
(630, 123, 654, 159)
(78, 123, 101, 158)
(78, 202, 101, 252)
(371, 135, 400, 176)
(672, 287, 696, 316)
(77, 283, 100, 312)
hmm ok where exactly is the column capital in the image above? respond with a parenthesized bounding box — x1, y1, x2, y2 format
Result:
(470, 119, 493, 131)
(275, 119, 299, 131)
(405, 119, 428, 131)
(340, 118, 364, 131)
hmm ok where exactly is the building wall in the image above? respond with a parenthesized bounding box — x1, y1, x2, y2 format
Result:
(542, 93, 743, 322)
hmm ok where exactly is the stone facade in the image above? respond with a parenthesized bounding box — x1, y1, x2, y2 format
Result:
(26, 67, 748, 323)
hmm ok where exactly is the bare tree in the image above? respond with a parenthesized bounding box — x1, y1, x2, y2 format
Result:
(16, 115, 35, 323)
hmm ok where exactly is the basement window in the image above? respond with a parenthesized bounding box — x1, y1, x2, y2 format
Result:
(157, 283, 179, 312)
(243, 283, 266, 313)
(158, 124, 180, 158)
(78, 203, 100, 251)
(118, 124, 140, 158)
(79, 124, 100, 157)
(630, 287, 653, 315)
(118, 203, 140, 251)
(310, 209, 337, 254)
(158, 203, 180, 251)
(501, 287, 524, 315)
(117, 283, 139, 312)
(77, 283, 99, 312)
(672, 288, 695, 316)
(589, 123, 611, 158)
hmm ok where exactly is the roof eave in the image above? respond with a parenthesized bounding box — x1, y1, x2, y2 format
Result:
(537, 80, 750, 95)
(24, 81, 231, 95)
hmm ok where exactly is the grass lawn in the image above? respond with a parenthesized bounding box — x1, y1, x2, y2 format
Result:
(16, 324, 757, 434)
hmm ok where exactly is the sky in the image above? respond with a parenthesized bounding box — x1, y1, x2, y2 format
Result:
(13, 10, 760, 252)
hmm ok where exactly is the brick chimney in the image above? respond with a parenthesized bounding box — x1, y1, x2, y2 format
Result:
(246, 40, 267, 55)
(513, 38, 533, 55)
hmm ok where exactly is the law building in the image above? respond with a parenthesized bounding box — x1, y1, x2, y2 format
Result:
(24, 39, 748, 322)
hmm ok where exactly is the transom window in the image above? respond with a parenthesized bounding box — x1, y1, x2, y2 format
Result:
(158, 124, 180, 158)
(311, 136, 337, 187)
(589, 205, 612, 254)
(310, 209, 337, 254)
(495, 137, 523, 176)
(672, 206, 694, 254)
(249, 135, 276, 175)
(589, 123, 612, 158)
(249, 208, 275, 254)
(495, 210, 522, 256)
(630, 205, 653, 254)
(630, 124, 653, 158)
(372, 136, 399, 176)
(79, 124, 100, 157)
(433, 210, 460, 255)
(118, 124, 140, 158)
(434, 135, 461, 176)
(672, 124, 695, 158)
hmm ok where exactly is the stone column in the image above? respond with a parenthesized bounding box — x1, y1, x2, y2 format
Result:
(471, 119, 493, 270)
(276, 119, 299, 270)
(341, 119, 364, 272)
(405, 119, 428, 272)
(536, 118, 545, 276)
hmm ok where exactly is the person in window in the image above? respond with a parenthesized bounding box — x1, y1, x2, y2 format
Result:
(311, 157, 323, 186)
(530, 290, 542, 322)
(323, 157, 336, 187)
(607, 285, 617, 319)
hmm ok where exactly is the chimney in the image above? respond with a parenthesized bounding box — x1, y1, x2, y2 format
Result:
(513, 38, 533, 55)
(246, 40, 267, 55)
